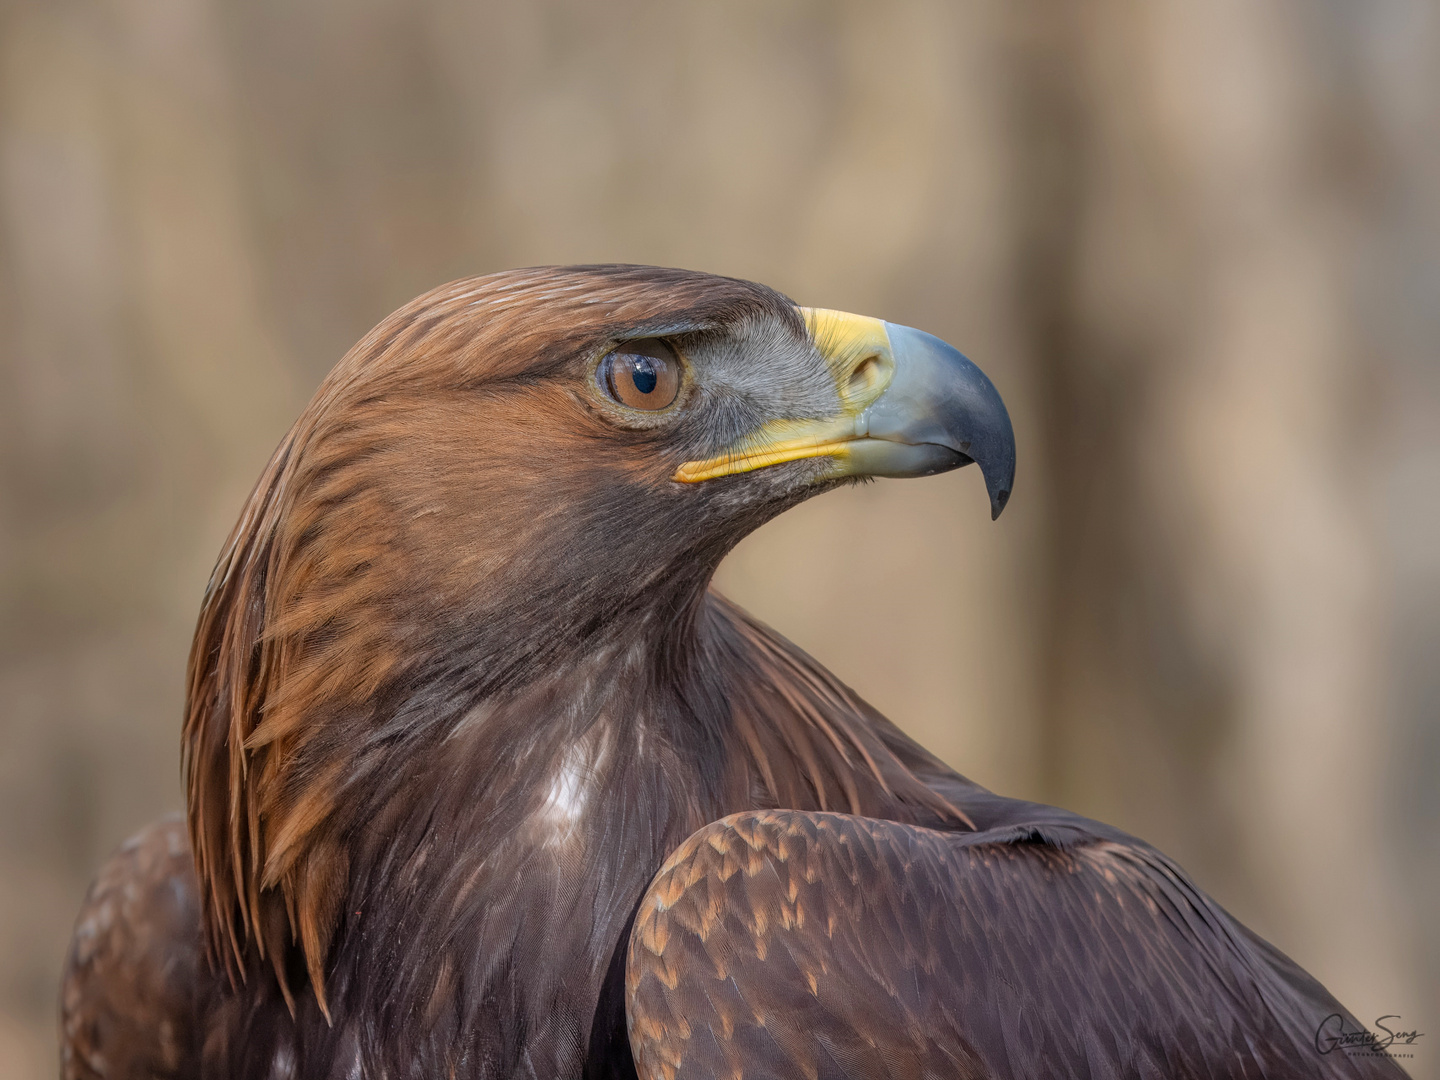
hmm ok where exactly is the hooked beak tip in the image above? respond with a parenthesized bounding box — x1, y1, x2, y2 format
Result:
(991, 487, 1010, 521)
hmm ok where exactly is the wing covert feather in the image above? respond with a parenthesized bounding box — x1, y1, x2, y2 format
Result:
(60, 814, 205, 1080)
(625, 810, 1405, 1080)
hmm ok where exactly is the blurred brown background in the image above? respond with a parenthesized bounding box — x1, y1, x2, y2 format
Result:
(2, 1, 1437, 1076)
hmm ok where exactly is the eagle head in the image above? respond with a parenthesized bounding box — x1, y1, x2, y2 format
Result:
(182, 264, 1013, 1015)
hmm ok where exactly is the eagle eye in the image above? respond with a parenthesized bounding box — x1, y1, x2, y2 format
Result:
(600, 339, 681, 411)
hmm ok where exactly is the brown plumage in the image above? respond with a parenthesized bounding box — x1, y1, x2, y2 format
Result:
(60, 266, 1403, 1079)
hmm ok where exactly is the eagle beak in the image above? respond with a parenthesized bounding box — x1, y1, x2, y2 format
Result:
(673, 309, 1016, 519)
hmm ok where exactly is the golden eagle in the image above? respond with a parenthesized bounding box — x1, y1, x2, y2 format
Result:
(60, 266, 1401, 1079)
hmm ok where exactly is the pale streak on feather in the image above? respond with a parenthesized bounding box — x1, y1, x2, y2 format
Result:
(535, 724, 611, 847)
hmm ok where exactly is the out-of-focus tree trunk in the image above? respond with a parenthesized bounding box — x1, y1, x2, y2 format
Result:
(1010, 0, 1434, 1034)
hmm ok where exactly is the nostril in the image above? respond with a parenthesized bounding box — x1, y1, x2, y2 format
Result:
(848, 355, 883, 398)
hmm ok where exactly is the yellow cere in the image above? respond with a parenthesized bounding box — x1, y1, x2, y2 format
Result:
(800, 308, 895, 415)
(672, 309, 897, 484)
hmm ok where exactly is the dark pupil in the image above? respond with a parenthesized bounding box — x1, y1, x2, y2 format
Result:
(629, 356, 658, 395)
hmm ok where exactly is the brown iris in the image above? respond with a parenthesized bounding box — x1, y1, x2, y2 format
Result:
(600, 339, 681, 411)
